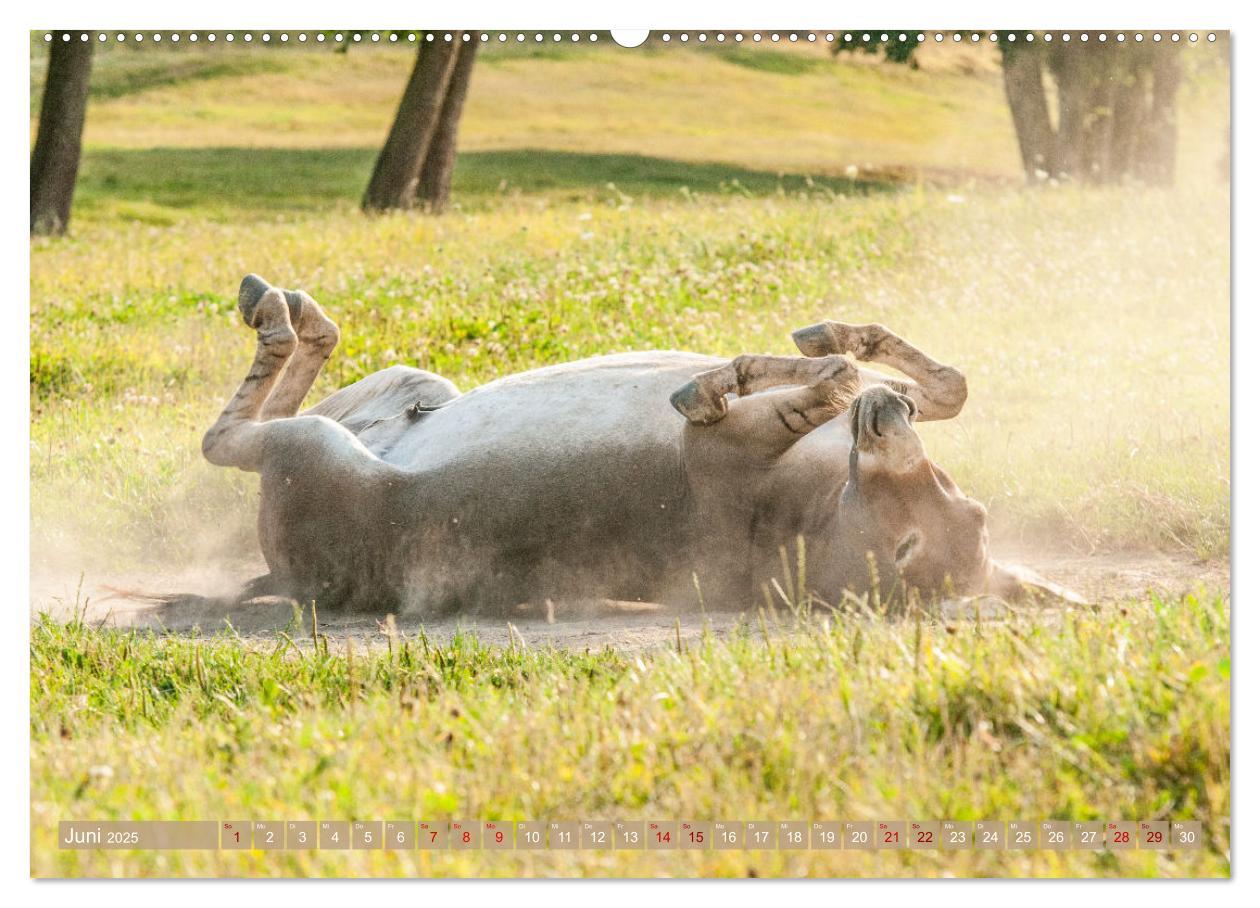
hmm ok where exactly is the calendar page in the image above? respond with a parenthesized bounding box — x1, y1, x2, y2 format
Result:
(28, 10, 1230, 882)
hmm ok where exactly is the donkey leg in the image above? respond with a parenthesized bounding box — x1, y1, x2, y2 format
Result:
(670, 353, 858, 426)
(792, 321, 967, 421)
(674, 355, 861, 461)
(200, 285, 298, 472)
(706, 378, 862, 460)
(235, 276, 344, 421)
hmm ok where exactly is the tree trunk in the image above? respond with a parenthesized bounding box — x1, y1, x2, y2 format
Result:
(362, 39, 461, 212)
(1078, 48, 1119, 184)
(1000, 46, 1056, 181)
(30, 37, 93, 236)
(1141, 43, 1182, 186)
(1001, 34, 1181, 188)
(416, 41, 478, 213)
(1106, 61, 1144, 182)
(1049, 43, 1091, 181)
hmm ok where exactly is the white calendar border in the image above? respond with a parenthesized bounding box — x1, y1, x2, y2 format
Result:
(5, 0, 1249, 903)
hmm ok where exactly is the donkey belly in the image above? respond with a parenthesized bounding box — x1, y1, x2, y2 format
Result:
(264, 352, 855, 612)
(398, 448, 696, 611)
(370, 351, 719, 470)
(357, 353, 718, 611)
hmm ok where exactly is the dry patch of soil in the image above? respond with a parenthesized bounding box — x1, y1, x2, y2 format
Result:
(31, 550, 1229, 653)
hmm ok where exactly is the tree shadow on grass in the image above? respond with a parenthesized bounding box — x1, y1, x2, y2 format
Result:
(74, 146, 902, 223)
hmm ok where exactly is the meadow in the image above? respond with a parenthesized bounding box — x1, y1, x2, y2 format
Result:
(32, 592, 1230, 877)
(29, 37, 1230, 877)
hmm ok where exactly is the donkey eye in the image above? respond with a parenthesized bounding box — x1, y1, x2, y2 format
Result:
(895, 531, 921, 566)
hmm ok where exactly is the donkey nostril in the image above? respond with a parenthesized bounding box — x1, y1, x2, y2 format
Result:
(895, 530, 921, 566)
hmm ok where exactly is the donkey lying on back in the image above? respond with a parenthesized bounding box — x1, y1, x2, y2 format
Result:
(201, 274, 1079, 615)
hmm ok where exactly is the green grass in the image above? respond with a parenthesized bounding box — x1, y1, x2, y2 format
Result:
(40, 42, 1025, 182)
(70, 147, 895, 225)
(30, 38, 1231, 879)
(705, 45, 836, 76)
(30, 42, 295, 112)
(30, 593, 1230, 877)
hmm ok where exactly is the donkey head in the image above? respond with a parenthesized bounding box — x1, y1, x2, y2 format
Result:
(836, 385, 1082, 604)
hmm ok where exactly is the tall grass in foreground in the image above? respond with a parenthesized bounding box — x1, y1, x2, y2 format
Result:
(31, 594, 1229, 877)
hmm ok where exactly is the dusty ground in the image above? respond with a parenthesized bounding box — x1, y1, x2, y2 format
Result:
(30, 548, 1229, 653)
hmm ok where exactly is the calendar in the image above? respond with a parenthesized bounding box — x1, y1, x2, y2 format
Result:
(57, 819, 1208, 851)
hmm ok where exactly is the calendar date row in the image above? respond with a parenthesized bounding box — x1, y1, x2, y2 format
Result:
(60, 819, 1205, 851)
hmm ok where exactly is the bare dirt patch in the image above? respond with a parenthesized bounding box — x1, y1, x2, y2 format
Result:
(31, 549, 1228, 653)
(1001, 548, 1229, 603)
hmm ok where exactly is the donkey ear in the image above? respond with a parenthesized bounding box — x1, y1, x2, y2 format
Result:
(988, 561, 1088, 606)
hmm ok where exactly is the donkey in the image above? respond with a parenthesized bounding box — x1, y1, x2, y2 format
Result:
(199, 274, 1079, 615)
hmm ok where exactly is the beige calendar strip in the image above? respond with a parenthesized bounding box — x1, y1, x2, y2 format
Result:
(59, 819, 1207, 851)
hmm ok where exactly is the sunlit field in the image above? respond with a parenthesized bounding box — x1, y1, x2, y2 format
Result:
(32, 593, 1229, 878)
(29, 38, 1230, 878)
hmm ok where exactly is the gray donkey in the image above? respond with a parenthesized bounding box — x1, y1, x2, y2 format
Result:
(200, 274, 1079, 615)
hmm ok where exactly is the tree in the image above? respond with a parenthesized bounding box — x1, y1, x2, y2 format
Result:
(836, 32, 1184, 186)
(31, 35, 94, 236)
(363, 36, 478, 213)
(416, 41, 478, 213)
(1002, 35, 1182, 185)
(831, 32, 919, 66)
(1000, 43, 1056, 181)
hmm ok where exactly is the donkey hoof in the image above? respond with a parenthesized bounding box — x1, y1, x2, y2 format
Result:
(239, 274, 308, 329)
(792, 322, 837, 358)
(238, 274, 274, 327)
(670, 380, 728, 426)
